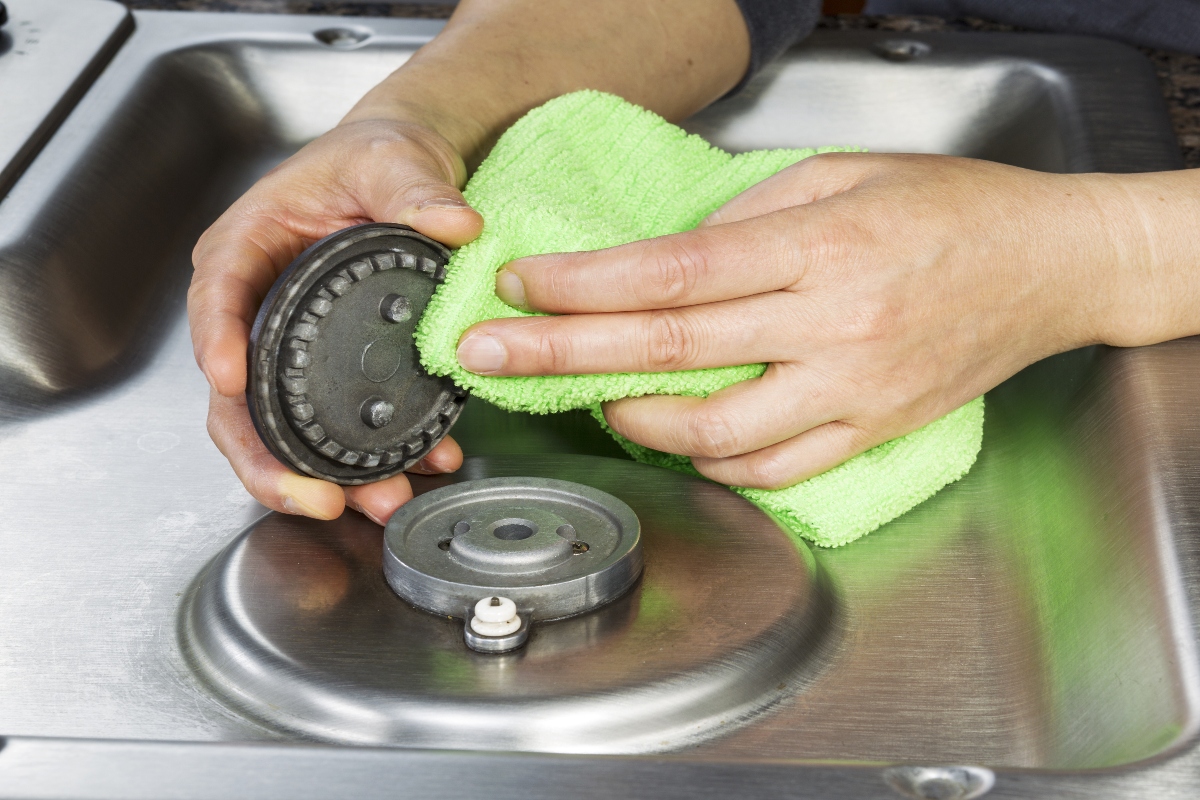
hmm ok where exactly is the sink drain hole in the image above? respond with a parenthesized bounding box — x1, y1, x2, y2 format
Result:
(314, 27, 372, 49)
(873, 38, 932, 62)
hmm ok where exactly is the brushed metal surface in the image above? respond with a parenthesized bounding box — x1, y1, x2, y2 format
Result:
(182, 456, 831, 752)
(0, 9, 1196, 798)
(0, 0, 131, 200)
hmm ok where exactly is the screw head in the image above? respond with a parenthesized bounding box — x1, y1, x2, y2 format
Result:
(380, 293, 412, 323)
(883, 766, 994, 800)
(473, 595, 518, 625)
(361, 398, 395, 428)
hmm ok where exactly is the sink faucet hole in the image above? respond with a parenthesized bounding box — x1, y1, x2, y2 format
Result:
(492, 521, 536, 541)
(314, 27, 372, 49)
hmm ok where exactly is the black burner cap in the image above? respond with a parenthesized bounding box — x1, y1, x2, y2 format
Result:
(247, 223, 466, 485)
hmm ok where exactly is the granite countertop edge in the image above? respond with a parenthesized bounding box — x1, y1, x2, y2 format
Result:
(119, 2, 1200, 168)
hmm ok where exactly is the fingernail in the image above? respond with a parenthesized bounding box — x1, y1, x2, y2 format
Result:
(346, 498, 385, 525)
(457, 333, 505, 374)
(417, 196, 469, 210)
(282, 494, 327, 518)
(280, 474, 335, 519)
(361, 507, 387, 526)
(495, 270, 526, 308)
(416, 457, 448, 473)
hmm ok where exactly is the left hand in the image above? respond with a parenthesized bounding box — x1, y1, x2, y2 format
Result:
(455, 152, 1144, 489)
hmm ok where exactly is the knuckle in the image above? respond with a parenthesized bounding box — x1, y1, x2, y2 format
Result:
(191, 227, 215, 267)
(788, 153, 833, 182)
(685, 406, 746, 459)
(531, 327, 574, 373)
(643, 312, 698, 371)
(541, 265, 574, 306)
(185, 276, 204, 311)
(355, 128, 414, 161)
(805, 150, 856, 171)
(746, 451, 797, 491)
(785, 151, 855, 188)
(205, 404, 220, 441)
(241, 463, 278, 509)
(802, 217, 860, 274)
(351, 124, 459, 185)
(643, 236, 707, 304)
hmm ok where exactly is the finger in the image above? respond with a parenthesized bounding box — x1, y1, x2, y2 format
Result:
(323, 435, 464, 525)
(190, 218, 308, 396)
(207, 389, 345, 519)
(701, 151, 876, 227)
(691, 420, 870, 490)
(496, 210, 813, 314)
(344, 474, 414, 526)
(601, 363, 843, 459)
(408, 435, 464, 474)
(456, 293, 811, 376)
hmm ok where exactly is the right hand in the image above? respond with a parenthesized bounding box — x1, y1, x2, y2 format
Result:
(188, 117, 484, 524)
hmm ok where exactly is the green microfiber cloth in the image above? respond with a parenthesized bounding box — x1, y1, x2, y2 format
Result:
(416, 90, 984, 547)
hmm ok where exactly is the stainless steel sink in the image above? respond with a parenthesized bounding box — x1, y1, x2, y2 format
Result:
(0, 5, 1197, 799)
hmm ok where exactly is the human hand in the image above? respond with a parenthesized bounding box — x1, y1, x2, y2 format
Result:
(456, 152, 1140, 489)
(189, 118, 482, 523)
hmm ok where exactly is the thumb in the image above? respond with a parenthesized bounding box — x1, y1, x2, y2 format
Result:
(349, 129, 485, 248)
(392, 184, 484, 249)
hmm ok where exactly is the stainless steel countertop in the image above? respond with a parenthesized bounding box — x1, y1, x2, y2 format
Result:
(0, 0, 131, 198)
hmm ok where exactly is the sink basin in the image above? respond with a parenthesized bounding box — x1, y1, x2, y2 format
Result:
(0, 7, 1197, 799)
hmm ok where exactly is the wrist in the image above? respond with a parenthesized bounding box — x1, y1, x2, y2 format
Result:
(1065, 174, 1146, 349)
(1080, 171, 1200, 349)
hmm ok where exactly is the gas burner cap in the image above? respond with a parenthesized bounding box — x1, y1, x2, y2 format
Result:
(247, 223, 466, 485)
(383, 477, 643, 622)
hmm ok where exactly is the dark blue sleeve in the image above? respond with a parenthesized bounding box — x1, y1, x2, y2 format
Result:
(730, 0, 823, 93)
(864, 0, 1200, 54)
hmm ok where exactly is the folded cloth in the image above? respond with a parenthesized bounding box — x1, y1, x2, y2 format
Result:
(416, 90, 984, 547)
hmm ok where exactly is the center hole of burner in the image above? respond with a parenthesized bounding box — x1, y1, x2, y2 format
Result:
(492, 520, 536, 541)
